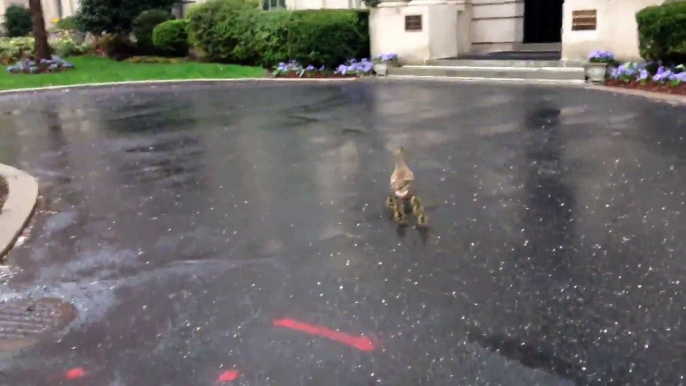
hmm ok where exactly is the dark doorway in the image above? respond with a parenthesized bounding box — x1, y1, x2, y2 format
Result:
(523, 0, 564, 43)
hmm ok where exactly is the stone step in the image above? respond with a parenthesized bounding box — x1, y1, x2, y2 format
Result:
(425, 59, 584, 68)
(387, 65, 586, 83)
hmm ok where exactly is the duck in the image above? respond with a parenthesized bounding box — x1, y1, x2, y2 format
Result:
(390, 147, 414, 200)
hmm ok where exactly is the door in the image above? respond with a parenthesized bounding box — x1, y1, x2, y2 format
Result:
(523, 0, 564, 44)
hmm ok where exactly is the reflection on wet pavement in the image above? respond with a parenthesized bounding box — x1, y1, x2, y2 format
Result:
(0, 81, 684, 385)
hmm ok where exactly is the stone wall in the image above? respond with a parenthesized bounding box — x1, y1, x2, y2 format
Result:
(470, 0, 523, 52)
(561, 0, 666, 62)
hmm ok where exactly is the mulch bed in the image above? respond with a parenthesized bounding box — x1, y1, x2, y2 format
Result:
(605, 79, 686, 96)
(0, 177, 7, 212)
(273, 72, 360, 79)
(9, 66, 74, 75)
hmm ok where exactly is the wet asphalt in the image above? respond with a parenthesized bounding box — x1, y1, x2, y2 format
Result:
(0, 80, 684, 385)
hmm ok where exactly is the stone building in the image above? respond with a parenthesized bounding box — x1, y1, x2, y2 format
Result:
(369, 0, 666, 63)
(0, 0, 669, 64)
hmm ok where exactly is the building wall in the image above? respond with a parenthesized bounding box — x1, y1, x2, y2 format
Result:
(470, 0, 523, 52)
(190, 0, 362, 11)
(287, 0, 362, 9)
(1, 0, 359, 31)
(561, 0, 665, 62)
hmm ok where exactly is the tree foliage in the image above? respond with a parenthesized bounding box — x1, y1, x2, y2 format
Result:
(2, 5, 32, 37)
(75, 0, 176, 35)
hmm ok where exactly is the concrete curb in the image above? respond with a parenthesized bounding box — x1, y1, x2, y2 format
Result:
(385, 75, 585, 86)
(0, 77, 360, 96)
(0, 164, 38, 258)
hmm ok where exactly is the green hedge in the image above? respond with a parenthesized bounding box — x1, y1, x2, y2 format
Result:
(282, 10, 370, 68)
(187, 0, 370, 68)
(636, 2, 686, 63)
(132, 9, 175, 55)
(153, 19, 190, 57)
(2, 5, 32, 38)
(187, 0, 260, 62)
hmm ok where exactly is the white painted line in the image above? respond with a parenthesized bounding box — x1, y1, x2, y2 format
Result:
(400, 65, 584, 72)
(0, 77, 360, 95)
(387, 75, 586, 85)
(0, 164, 38, 257)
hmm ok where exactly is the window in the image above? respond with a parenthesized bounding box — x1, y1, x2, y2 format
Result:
(263, 0, 286, 10)
(55, 0, 63, 18)
(172, 0, 195, 18)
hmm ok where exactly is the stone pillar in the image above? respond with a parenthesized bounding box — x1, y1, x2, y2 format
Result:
(370, 0, 467, 64)
(561, 0, 665, 62)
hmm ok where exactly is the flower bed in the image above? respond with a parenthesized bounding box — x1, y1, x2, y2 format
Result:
(605, 79, 686, 95)
(272, 59, 373, 78)
(605, 62, 686, 96)
(372, 53, 398, 65)
(588, 50, 615, 65)
(6, 56, 75, 74)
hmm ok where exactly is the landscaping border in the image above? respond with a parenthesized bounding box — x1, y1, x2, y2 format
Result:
(590, 84, 686, 106)
(0, 77, 360, 95)
(384, 76, 686, 105)
(0, 164, 38, 258)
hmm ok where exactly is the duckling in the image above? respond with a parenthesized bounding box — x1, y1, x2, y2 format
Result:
(386, 195, 397, 211)
(410, 195, 423, 215)
(410, 195, 421, 209)
(390, 147, 414, 200)
(415, 207, 428, 228)
(394, 205, 406, 226)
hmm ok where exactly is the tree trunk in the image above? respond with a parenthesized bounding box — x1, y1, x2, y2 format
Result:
(28, 0, 51, 61)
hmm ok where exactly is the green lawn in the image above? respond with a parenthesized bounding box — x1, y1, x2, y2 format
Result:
(0, 56, 267, 91)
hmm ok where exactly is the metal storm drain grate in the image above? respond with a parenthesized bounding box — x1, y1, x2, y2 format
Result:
(0, 297, 77, 352)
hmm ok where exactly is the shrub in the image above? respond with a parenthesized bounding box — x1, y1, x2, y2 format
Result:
(636, 2, 686, 64)
(55, 16, 79, 31)
(52, 31, 93, 57)
(132, 9, 174, 55)
(0, 36, 92, 64)
(152, 19, 189, 57)
(126, 55, 183, 63)
(2, 4, 32, 38)
(76, 0, 176, 35)
(187, 0, 260, 63)
(284, 10, 370, 68)
(234, 10, 291, 66)
(0, 37, 34, 64)
(188, 5, 370, 68)
(98, 33, 137, 61)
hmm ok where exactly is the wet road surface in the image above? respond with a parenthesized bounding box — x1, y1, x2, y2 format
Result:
(0, 80, 684, 385)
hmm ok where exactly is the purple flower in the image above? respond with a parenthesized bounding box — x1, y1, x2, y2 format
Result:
(373, 53, 399, 63)
(653, 68, 672, 83)
(305, 65, 315, 71)
(670, 72, 686, 83)
(335, 64, 348, 75)
(639, 69, 649, 81)
(588, 50, 614, 63)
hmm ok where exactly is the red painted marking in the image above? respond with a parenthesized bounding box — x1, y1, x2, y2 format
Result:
(273, 318, 376, 351)
(217, 370, 239, 382)
(65, 368, 86, 379)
